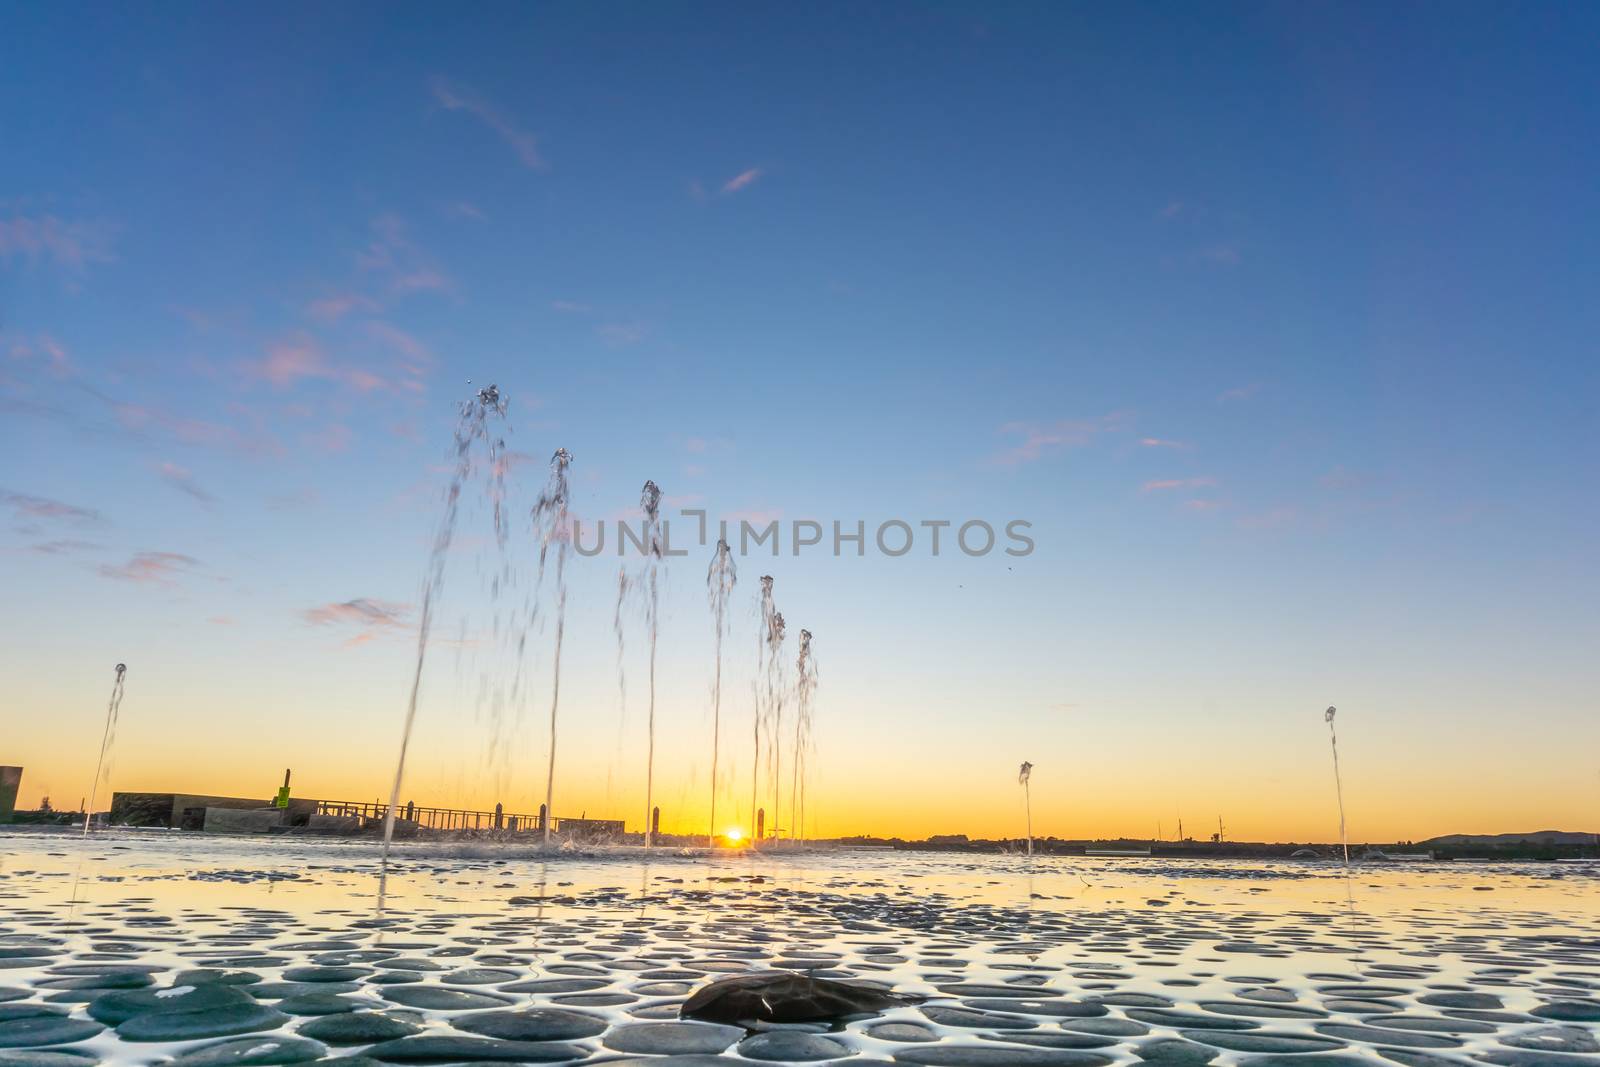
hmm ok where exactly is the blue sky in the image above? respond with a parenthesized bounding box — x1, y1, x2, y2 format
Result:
(3, 3, 1597, 839)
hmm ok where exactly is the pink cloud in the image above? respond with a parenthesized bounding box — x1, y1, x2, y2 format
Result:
(113, 401, 284, 458)
(98, 551, 198, 585)
(721, 168, 764, 194)
(1139, 437, 1189, 450)
(247, 337, 390, 393)
(303, 597, 410, 628)
(0, 489, 101, 523)
(155, 461, 216, 504)
(430, 77, 545, 170)
(307, 293, 379, 322)
(1218, 383, 1262, 403)
(0, 214, 115, 270)
(993, 412, 1131, 466)
(1142, 476, 1217, 493)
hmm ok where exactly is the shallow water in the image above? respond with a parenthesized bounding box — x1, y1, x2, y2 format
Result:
(2, 829, 1596, 1065)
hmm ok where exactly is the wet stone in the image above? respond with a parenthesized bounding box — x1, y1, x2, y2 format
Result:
(378, 987, 511, 1011)
(963, 999, 1106, 1017)
(0, 1054, 97, 1067)
(441, 969, 520, 985)
(277, 993, 364, 1016)
(174, 970, 262, 987)
(1502, 1027, 1600, 1054)
(602, 1021, 744, 1054)
(1128, 1009, 1259, 1031)
(1060, 1018, 1151, 1037)
(361, 1035, 586, 1062)
(922, 1006, 1037, 1030)
(865, 1023, 940, 1043)
(296, 1014, 422, 1045)
(452, 1008, 608, 1041)
(893, 1048, 1113, 1066)
(282, 968, 371, 984)
(248, 983, 360, 1001)
(0, 1009, 62, 1025)
(166, 1037, 328, 1066)
(1134, 1039, 1220, 1066)
(89, 982, 258, 1024)
(116, 1002, 289, 1042)
(1179, 1030, 1346, 1054)
(1315, 1023, 1461, 1049)
(1532, 1001, 1600, 1022)
(495, 977, 607, 994)
(0, 1017, 106, 1049)
(738, 1031, 854, 1061)
(1418, 992, 1502, 1010)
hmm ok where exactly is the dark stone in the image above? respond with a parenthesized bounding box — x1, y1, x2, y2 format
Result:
(0, 1017, 105, 1049)
(681, 971, 918, 1024)
(115, 1003, 289, 1042)
(361, 1036, 585, 1062)
(602, 1021, 743, 1055)
(88, 983, 257, 1025)
(166, 1037, 327, 1066)
(451, 1008, 607, 1041)
(296, 1014, 421, 1046)
(737, 1031, 853, 1061)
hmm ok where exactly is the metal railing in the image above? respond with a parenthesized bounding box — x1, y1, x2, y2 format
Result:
(313, 799, 562, 832)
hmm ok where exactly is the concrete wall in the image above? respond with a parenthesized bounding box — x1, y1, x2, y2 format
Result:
(202, 807, 285, 834)
(307, 813, 362, 833)
(0, 767, 20, 823)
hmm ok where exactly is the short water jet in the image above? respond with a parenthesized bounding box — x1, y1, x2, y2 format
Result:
(83, 662, 126, 836)
(531, 447, 573, 847)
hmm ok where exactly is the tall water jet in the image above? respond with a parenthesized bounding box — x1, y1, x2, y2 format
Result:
(791, 629, 817, 841)
(615, 480, 665, 845)
(753, 575, 776, 836)
(1018, 760, 1034, 857)
(1325, 705, 1350, 869)
(766, 609, 788, 836)
(532, 447, 573, 847)
(706, 539, 737, 846)
(83, 662, 126, 835)
(382, 386, 506, 874)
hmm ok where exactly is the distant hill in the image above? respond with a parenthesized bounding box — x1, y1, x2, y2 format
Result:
(1423, 830, 1595, 847)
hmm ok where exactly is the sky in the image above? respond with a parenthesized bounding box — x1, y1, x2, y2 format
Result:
(2, 2, 1597, 844)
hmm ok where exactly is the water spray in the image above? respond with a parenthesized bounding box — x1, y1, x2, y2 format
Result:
(707, 539, 737, 846)
(83, 662, 126, 835)
(1325, 705, 1349, 870)
(1018, 760, 1034, 858)
(533, 447, 573, 848)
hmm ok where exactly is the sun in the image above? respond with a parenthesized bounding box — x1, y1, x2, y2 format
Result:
(723, 826, 747, 845)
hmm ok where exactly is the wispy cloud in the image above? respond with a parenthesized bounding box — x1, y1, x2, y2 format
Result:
(596, 323, 646, 346)
(98, 551, 198, 585)
(29, 538, 102, 555)
(5, 333, 75, 378)
(1141, 476, 1217, 493)
(307, 293, 379, 322)
(430, 77, 545, 170)
(1139, 437, 1189, 450)
(155, 462, 215, 504)
(1217, 383, 1261, 403)
(444, 201, 487, 221)
(246, 337, 388, 393)
(356, 215, 455, 299)
(721, 167, 764, 195)
(549, 300, 592, 314)
(1, 489, 102, 524)
(1200, 243, 1241, 265)
(302, 597, 412, 646)
(113, 401, 284, 458)
(993, 412, 1130, 466)
(0, 213, 116, 271)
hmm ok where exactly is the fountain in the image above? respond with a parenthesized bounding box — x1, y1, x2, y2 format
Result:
(1325, 705, 1350, 869)
(752, 575, 776, 836)
(83, 662, 126, 835)
(706, 539, 737, 846)
(531, 447, 572, 847)
(614, 481, 665, 846)
(791, 629, 817, 841)
(1018, 760, 1034, 857)
(381, 385, 506, 874)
